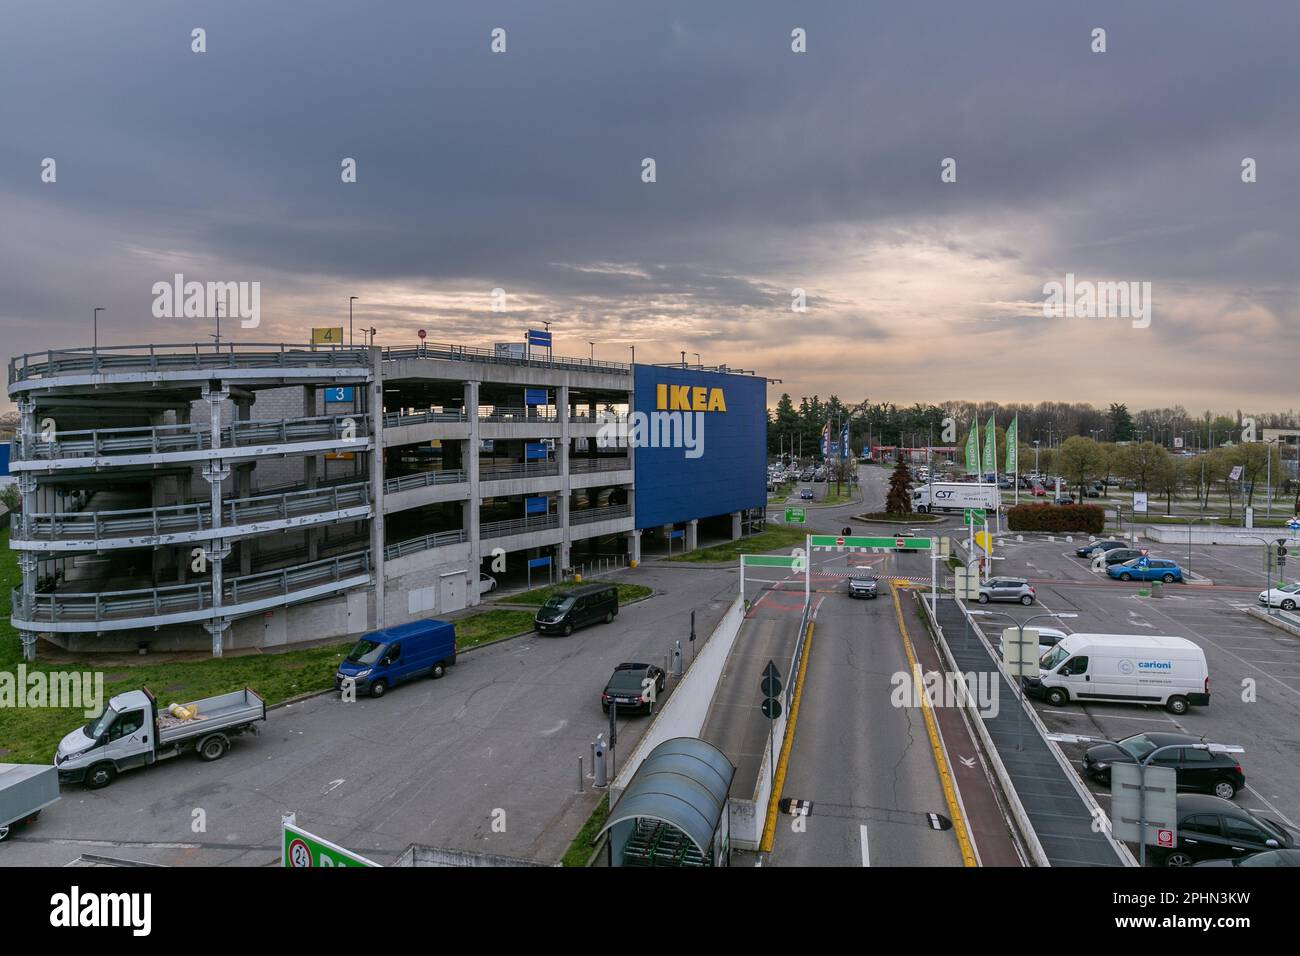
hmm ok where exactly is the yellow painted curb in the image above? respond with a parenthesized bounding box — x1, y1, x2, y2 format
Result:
(889, 582, 978, 867)
(759, 618, 814, 853)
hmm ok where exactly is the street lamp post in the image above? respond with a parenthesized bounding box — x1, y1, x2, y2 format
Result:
(969, 609, 1077, 752)
(93, 307, 105, 352)
(349, 297, 358, 347)
(1167, 515, 1218, 577)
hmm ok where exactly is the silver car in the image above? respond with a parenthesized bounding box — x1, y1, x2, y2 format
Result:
(848, 572, 878, 599)
(976, 577, 1036, 605)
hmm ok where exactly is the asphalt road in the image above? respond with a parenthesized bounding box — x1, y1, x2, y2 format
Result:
(0, 563, 740, 866)
(768, 564, 966, 867)
(972, 534, 1300, 836)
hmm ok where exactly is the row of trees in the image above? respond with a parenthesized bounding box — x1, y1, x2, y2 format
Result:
(767, 395, 1300, 458)
(1048, 438, 1291, 515)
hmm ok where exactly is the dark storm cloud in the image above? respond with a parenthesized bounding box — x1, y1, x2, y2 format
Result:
(1, 1, 1298, 408)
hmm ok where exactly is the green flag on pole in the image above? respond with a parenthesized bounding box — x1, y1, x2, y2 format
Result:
(965, 419, 980, 474)
(981, 415, 996, 475)
(1005, 415, 1018, 474)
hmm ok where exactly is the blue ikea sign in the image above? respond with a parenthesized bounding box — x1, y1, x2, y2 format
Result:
(632, 366, 766, 530)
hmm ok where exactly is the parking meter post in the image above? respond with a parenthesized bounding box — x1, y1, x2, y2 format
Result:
(578, 755, 584, 793)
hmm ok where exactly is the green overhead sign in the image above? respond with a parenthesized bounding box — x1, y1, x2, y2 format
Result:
(963, 508, 987, 525)
(282, 815, 379, 868)
(743, 554, 804, 568)
(810, 534, 931, 550)
(784, 507, 806, 524)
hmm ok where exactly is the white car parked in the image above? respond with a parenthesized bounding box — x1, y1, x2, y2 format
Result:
(1258, 582, 1300, 611)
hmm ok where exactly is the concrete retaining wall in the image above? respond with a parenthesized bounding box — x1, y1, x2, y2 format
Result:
(609, 595, 744, 802)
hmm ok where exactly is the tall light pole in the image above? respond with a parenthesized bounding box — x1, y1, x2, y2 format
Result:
(349, 296, 358, 347)
(588, 341, 595, 361)
(93, 307, 105, 351)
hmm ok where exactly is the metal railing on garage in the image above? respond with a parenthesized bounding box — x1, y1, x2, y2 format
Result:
(383, 528, 468, 561)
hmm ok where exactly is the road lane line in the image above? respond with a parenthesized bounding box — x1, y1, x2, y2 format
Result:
(889, 582, 977, 867)
(859, 824, 871, 866)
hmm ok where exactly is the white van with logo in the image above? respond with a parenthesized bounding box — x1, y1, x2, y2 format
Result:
(1023, 633, 1209, 715)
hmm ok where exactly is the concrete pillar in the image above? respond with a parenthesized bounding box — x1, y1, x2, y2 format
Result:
(465, 379, 482, 605)
(731, 511, 743, 540)
(627, 529, 642, 564)
(558, 383, 571, 569)
(202, 383, 232, 657)
(369, 346, 387, 627)
(686, 519, 698, 551)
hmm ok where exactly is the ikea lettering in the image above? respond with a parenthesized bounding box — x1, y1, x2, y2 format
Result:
(656, 384, 727, 413)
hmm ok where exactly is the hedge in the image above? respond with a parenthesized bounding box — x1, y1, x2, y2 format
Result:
(1006, 503, 1104, 534)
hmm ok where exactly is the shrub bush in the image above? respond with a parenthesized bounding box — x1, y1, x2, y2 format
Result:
(1006, 503, 1104, 534)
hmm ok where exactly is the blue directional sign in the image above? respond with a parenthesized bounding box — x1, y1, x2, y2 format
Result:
(524, 442, 549, 461)
(528, 556, 552, 569)
(527, 329, 552, 347)
(1288, 518, 1300, 531)
(323, 386, 354, 403)
(524, 388, 548, 406)
(525, 496, 548, 515)
(669, 529, 685, 539)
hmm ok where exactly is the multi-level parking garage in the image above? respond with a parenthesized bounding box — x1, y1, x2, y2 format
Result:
(6, 340, 766, 657)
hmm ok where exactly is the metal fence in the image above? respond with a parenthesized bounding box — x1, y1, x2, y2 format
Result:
(17, 414, 369, 462)
(383, 470, 467, 495)
(382, 409, 467, 428)
(16, 481, 371, 542)
(383, 342, 630, 375)
(9, 342, 370, 386)
(480, 513, 561, 539)
(383, 528, 468, 561)
(570, 504, 632, 525)
(569, 457, 631, 473)
(12, 550, 371, 625)
(479, 461, 560, 481)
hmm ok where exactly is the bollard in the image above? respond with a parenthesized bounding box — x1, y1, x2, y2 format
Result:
(593, 734, 608, 789)
(671, 640, 684, 677)
(578, 755, 584, 792)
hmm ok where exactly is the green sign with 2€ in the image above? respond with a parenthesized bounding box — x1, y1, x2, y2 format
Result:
(282, 815, 379, 868)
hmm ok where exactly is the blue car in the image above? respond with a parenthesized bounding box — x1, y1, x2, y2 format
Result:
(1107, 558, 1183, 584)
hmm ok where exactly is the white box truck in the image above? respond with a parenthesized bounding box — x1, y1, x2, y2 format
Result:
(0, 764, 60, 842)
(913, 482, 1000, 514)
(1023, 633, 1210, 715)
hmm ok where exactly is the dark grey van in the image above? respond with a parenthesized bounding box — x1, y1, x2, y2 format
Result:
(534, 583, 619, 636)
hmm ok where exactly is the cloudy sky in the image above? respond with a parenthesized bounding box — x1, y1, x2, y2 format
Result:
(2, 1, 1298, 413)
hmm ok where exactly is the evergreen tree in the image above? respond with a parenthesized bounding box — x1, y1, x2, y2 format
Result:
(885, 459, 913, 514)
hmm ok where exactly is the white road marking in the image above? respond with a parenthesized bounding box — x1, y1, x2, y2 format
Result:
(323, 778, 345, 795)
(1245, 786, 1299, 830)
(859, 824, 871, 866)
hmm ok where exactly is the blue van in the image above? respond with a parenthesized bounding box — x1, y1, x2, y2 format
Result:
(334, 620, 457, 698)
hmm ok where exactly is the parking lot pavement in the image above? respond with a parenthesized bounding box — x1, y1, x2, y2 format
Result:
(0, 565, 740, 867)
(970, 536, 1300, 835)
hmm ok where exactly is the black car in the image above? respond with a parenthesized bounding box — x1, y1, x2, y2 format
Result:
(1077, 539, 1127, 558)
(1082, 732, 1246, 799)
(601, 662, 666, 713)
(1195, 848, 1300, 867)
(1100, 548, 1145, 566)
(1153, 794, 1295, 867)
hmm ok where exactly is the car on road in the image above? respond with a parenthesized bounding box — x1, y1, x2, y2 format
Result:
(1084, 481, 1104, 497)
(1108, 558, 1183, 583)
(1053, 494, 1075, 505)
(1258, 582, 1300, 611)
(601, 662, 666, 713)
(1153, 795, 1294, 867)
(848, 570, 878, 599)
(1077, 539, 1127, 557)
(1082, 732, 1246, 800)
(813, 467, 827, 482)
(976, 577, 1036, 605)
(337, 619, 458, 698)
(1194, 848, 1300, 867)
(799, 487, 814, 500)
(534, 583, 619, 636)
(1099, 547, 1145, 566)
(1030, 484, 1047, 497)
(479, 572, 498, 594)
